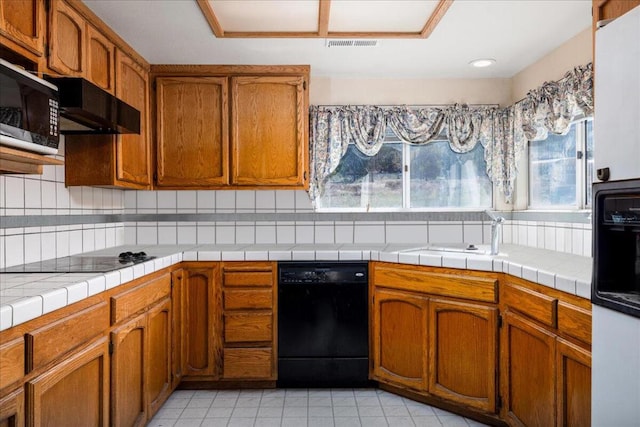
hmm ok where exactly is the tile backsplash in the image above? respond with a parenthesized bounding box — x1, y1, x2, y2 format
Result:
(0, 140, 125, 268)
(1, 145, 592, 268)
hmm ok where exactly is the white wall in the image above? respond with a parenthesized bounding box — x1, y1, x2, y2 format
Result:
(511, 27, 592, 103)
(311, 77, 512, 106)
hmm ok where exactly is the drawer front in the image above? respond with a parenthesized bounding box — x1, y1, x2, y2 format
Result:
(26, 301, 108, 372)
(558, 301, 592, 345)
(224, 313, 272, 343)
(223, 271, 273, 288)
(223, 348, 273, 379)
(111, 274, 171, 324)
(503, 284, 558, 327)
(0, 337, 25, 391)
(224, 289, 273, 310)
(373, 264, 498, 303)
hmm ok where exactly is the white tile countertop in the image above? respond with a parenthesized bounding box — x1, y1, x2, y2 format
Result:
(0, 243, 592, 332)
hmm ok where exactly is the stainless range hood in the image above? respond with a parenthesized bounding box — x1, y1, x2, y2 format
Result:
(45, 76, 140, 135)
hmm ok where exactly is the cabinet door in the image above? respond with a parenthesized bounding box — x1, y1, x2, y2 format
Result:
(86, 24, 115, 94)
(156, 76, 229, 187)
(146, 298, 172, 417)
(428, 299, 498, 413)
(171, 269, 185, 389)
(0, 0, 45, 58)
(371, 288, 428, 391)
(556, 338, 591, 427)
(0, 387, 24, 427)
(593, 0, 640, 23)
(26, 337, 109, 427)
(501, 311, 556, 427)
(111, 313, 146, 427)
(231, 75, 307, 188)
(48, 0, 85, 76)
(184, 267, 219, 378)
(115, 49, 151, 187)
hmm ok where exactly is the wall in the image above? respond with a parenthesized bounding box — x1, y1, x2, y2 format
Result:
(311, 77, 512, 106)
(511, 27, 592, 103)
(120, 189, 493, 247)
(0, 138, 125, 268)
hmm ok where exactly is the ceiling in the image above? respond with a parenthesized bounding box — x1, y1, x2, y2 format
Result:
(195, 0, 450, 38)
(83, 0, 592, 79)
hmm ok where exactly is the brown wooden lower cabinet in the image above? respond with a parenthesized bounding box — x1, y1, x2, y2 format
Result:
(220, 262, 277, 381)
(146, 297, 172, 415)
(428, 298, 498, 413)
(0, 387, 24, 427)
(171, 269, 186, 388)
(110, 285, 172, 426)
(371, 288, 429, 391)
(501, 311, 556, 427)
(26, 337, 110, 427)
(183, 266, 220, 379)
(111, 312, 146, 427)
(556, 338, 591, 427)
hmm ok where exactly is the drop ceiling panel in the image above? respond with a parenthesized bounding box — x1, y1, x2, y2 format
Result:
(329, 0, 439, 32)
(210, 0, 319, 32)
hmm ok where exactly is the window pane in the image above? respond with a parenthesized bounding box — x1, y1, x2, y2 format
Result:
(318, 143, 403, 209)
(586, 120, 594, 206)
(529, 126, 577, 207)
(409, 141, 492, 208)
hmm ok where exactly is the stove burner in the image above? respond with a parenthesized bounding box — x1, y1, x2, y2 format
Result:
(119, 251, 152, 263)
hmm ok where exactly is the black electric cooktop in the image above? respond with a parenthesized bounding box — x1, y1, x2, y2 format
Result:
(0, 252, 156, 274)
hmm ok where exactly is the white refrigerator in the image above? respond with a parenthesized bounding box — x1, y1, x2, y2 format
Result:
(592, 5, 640, 427)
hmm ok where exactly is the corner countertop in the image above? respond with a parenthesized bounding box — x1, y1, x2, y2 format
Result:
(0, 243, 592, 332)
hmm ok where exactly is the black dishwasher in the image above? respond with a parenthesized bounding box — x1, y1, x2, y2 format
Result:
(277, 261, 370, 387)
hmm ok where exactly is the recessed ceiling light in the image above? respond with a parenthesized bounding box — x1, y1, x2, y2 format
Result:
(469, 58, 496, 68)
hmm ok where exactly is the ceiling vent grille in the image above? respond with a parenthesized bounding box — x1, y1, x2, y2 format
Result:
(326, 39, 379, 48)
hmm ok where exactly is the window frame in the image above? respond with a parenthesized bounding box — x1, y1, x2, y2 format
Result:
(315, 129, 495, 212)
(526, 117, 593, 211)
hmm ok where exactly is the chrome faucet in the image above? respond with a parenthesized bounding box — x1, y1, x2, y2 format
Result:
(486, 210, 505, 255)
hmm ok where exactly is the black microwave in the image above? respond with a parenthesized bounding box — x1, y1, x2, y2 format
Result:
(0, 59, 59, 155)
(592, 178, 640, 318)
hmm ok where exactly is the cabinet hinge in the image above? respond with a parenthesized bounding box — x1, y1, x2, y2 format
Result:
(108, 341, 114, 355)
(303, 81, 307, 90)
(497, 395, 503, 410)
(153, 172, 158, 182)
(498, 314, 503, 328)
(303, 171, 307, 181)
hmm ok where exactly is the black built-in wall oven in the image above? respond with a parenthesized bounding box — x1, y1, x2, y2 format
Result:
(277, 261, 370, 387)
(592, 178, 640, 318)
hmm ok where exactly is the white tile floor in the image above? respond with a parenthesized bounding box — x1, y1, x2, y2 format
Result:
(148, 388, 490, 427)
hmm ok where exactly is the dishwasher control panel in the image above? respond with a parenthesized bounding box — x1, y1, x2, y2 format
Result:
(278, 262, 368, 284)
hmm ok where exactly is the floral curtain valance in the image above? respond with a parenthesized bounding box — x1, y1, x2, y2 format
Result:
(309, 62, 593, 204)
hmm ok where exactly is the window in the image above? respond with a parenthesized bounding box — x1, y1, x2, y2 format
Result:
(528, 118, 593, 209)
(317, 128, 493, 210)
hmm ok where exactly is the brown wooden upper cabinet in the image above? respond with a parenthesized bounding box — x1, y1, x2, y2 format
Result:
(593, 0, 640, 26)
(153, 65, 309, 190)
(230, 75, 307, 188)
(115, 49, 151, 187)
(48, 0, 85, 76)
(86, 23, 115, 94)
(0, 0, 45, 61)
(156, 76, 229, 187)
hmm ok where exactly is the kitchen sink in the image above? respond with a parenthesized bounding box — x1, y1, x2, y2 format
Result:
(400, 243, 493, 255)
